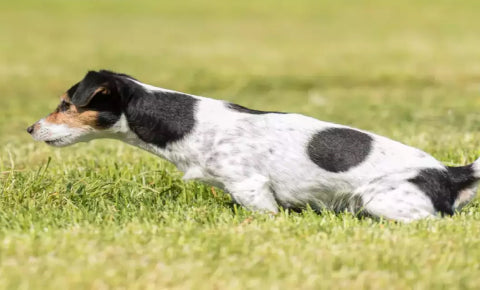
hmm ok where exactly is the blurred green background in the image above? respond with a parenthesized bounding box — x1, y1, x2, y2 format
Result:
(1, 1, 480, 289)
(2, 0, 480, 151)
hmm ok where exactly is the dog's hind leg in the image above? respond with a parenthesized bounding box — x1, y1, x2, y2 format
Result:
(225, 174, 279, 213)
(356, 177, 437, 222)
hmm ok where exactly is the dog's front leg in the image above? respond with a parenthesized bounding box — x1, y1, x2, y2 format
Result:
(225, 174, 279, 213)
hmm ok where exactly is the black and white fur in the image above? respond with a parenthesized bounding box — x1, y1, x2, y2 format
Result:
(27, 70, 479, 222)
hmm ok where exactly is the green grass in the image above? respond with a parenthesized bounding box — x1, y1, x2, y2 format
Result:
(2, 0, 480, 289)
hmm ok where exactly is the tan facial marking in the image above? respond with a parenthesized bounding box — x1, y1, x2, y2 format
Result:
(45, 104, 99, 129)
(94, 87, 109, 96)
(60, 93, 71, 102)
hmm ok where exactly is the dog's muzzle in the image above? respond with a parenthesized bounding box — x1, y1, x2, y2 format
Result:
(27, 124, 35, 134)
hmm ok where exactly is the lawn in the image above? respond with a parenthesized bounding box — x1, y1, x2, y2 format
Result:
(1, 0, 480, 289)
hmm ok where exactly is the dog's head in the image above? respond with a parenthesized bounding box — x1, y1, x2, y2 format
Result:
(27, 70, 133, 147)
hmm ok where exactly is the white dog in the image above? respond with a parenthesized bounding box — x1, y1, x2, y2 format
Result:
(27, 70, 479, 222)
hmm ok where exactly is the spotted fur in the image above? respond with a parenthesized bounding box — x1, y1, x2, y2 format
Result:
(27, 70, 480, 222)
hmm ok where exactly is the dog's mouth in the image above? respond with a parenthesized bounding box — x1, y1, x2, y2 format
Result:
(44, 137, 68, 146)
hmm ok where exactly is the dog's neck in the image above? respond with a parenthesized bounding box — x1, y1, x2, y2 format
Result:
(108, 113, 195, 171)
(106, 82, 205, 172)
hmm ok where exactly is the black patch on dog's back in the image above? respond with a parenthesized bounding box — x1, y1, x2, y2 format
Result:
(408, 165, 477, 215)
(125, 89, 198, 148)
(307, 127, 373, 173)
(226, 103, 285, 115)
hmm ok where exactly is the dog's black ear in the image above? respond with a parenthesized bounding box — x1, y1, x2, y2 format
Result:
(71, 71, 114, 107)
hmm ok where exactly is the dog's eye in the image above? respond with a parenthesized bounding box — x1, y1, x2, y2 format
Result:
(59, 100, 71, 111)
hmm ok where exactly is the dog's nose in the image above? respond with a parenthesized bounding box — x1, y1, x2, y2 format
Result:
(27, 125, 35, 134)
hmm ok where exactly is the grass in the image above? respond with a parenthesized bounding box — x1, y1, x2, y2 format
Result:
(1, 0, 480, 289)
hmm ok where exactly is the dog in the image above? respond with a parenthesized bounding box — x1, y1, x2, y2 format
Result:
(27, 70, 479, 222)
